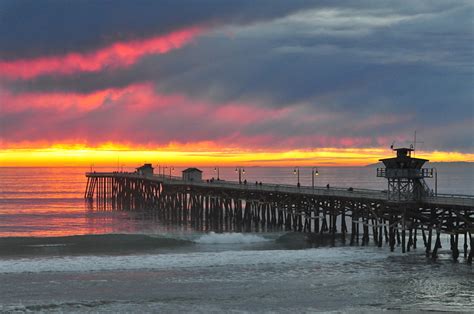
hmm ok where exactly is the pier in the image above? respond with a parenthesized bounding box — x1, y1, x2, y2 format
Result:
(84, 149, 474, 263)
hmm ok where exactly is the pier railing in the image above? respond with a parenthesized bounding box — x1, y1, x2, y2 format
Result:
(86, 171, 388, 200)
(85, 171, 474, 206)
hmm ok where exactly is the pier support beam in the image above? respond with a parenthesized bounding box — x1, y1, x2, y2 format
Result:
(451, 234, 459, 261)
(468, 232, 473, 265)
(431, 230, 442, 260)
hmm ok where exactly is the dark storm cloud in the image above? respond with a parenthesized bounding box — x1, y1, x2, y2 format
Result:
(1, 0, 463, 59)
(11, 1, 471, 119)
(1, 0, 473, 153)
(0, 0, 318, 59)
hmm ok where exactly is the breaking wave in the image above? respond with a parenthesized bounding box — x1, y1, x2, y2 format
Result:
(0, 232, 280, 257)
(194, 232, 271, 244)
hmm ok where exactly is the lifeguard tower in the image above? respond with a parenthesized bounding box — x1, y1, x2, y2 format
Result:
(377, 147, 433, 202)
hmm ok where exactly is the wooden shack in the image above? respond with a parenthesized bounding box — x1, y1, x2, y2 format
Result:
(182, 168, 202, 181)
(136, 163, 154, 176)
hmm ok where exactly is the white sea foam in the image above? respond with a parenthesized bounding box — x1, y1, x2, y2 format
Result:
(194, 232, 271, 244)
(25, 244, 68, 248)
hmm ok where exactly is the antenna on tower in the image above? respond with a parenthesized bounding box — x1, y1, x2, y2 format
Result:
(413, 130, 424, 158)
(414, 131, 416, 157)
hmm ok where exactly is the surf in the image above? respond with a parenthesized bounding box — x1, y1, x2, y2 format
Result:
(0, 232, 285, 257)
(0, 233, 193, 256)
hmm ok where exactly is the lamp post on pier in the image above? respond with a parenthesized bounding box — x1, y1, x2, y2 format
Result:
(293, 167, 300, 187)
(235, 167, 245, 184)
(214, 167, 220, 180)
(433, 167, 438, 196)
(312, 167, 319, 189)
(169, 167, 174, 179)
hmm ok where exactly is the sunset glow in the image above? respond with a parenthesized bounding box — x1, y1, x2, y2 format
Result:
(1, 144, 472, 167)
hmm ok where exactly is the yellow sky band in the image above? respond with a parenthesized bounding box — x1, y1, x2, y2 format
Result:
(0, 145, 472, 167)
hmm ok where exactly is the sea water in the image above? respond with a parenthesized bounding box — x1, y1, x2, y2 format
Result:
(0, 166, 473, 312)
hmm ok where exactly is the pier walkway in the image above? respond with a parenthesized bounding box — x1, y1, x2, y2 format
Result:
(86, 171, 474, 206)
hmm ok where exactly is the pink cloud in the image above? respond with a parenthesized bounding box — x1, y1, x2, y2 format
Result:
(0, 83, 402, 151)
(0, 26, 203, 80)
(0, 84, 162, 113)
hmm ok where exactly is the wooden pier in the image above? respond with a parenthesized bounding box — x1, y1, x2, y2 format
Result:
(85, 170, 474, 263)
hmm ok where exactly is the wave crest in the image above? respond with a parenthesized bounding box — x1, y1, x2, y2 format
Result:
(195, 232, 270, 244)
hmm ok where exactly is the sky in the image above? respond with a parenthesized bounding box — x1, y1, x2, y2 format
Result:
(0, 0, 473, 166)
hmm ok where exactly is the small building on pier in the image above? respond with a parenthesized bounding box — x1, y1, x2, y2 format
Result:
(136, 163, 154, 176)
(182, 168, 202, 181)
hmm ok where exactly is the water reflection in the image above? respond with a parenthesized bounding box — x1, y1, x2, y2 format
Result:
(1, 166, 473, 237)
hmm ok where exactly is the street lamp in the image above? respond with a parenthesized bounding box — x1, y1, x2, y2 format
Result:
(312, 167, 319, 189)
(235, 167, 245, 184)
(293, 167, 300, 187)
(169, 166, 174, 179)
(433, 167, 438, 196)
(214, 167, 220, 180)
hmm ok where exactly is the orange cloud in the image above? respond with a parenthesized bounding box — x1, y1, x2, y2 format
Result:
(0, 26, 203, 80)
(0, 82, 449, 154)
(2, 82, 471, 162)
(0, 86, 130, 113)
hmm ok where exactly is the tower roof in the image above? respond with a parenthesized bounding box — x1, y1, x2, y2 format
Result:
(379, 147, 428, 169)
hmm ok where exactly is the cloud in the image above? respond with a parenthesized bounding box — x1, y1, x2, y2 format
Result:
(0, 83, 170, 113)
(0, 0, 472, 154)
(0, 27, 203, 79)
(10, 2, 471, 113)
(3, 83, 468, 152)
(0, 0, 318, 59)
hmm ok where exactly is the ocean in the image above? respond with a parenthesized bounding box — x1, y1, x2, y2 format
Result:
(0, 166, 473, 312)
